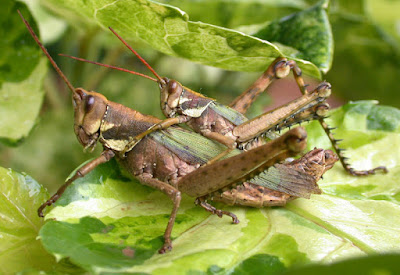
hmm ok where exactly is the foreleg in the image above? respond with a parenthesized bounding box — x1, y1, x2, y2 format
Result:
(38, 150, 115, 217)
(120, 115, 191, 157)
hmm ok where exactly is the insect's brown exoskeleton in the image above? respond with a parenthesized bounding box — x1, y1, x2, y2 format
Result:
(64, 28, 387, 176)
(19, 11, 339, 253)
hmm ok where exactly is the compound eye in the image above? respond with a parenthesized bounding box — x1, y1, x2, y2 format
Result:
(168, 80, 180, 94)
(85, 95, 95, 113)
(324, 150, 334, 160)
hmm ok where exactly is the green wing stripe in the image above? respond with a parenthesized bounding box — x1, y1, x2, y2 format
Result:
(151, 127, 240, 165)
(250, 164, 320, 198)
(210, 102, 248, 125)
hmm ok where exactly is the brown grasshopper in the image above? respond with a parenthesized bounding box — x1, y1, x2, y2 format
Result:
(19, 11, 339, 253)
(64, 28, 387, 176)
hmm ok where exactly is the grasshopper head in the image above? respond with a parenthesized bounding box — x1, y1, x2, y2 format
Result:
(303, 148, 338, 170)
(322, 149, 340, 170)
(297, 148, 339, 181)
(18, 12, 109, 152)
(73, 88, 108, 150)
(159, 77, 183, 117)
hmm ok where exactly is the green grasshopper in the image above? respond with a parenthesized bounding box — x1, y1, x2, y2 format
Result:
(64, 28, 386, 176)
(19, 11, 339, 253)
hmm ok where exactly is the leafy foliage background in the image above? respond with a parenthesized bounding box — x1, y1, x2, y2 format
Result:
(0, 0, 400, 274)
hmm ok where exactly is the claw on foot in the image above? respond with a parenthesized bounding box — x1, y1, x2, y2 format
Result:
(37, 195, 59, 217)
(158, 242, 172, 254)
(38, 208, 44, 217)
(196, 197, 240, 224)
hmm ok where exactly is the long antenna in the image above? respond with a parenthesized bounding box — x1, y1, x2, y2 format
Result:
(17, 10, 76, 94)
(59, 54, 158, 82)
(108, 27, 164, 83)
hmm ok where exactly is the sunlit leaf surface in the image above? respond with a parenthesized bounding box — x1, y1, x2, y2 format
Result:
(0, 167, 52, 273)
(41, 0, 334, 77)
(0, 2, 47, 146)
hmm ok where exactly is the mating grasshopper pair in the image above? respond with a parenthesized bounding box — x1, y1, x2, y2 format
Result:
(66, 27, 387, 177)
(19, 11, 383, 253)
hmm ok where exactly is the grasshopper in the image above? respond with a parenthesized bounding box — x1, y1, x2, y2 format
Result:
(65, 28, 387, 176)
(19, 11, 338, 253)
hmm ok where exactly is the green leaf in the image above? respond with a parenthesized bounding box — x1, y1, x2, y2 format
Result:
(326, 0, 400, 108)
(0, 167, 52, 273)
(0, 1, 41, 84)
(0, 1, 47, 146)
(231, 254, 286, 275)
(0, 58, 47, 146)
(41, 0, 324, 77)
(283, 253, 400, 275)
(251, 0, 333, 73)
(156, 0, 310, 29)
(37, 102, 400, 273)
(0, 166, 87, 274)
